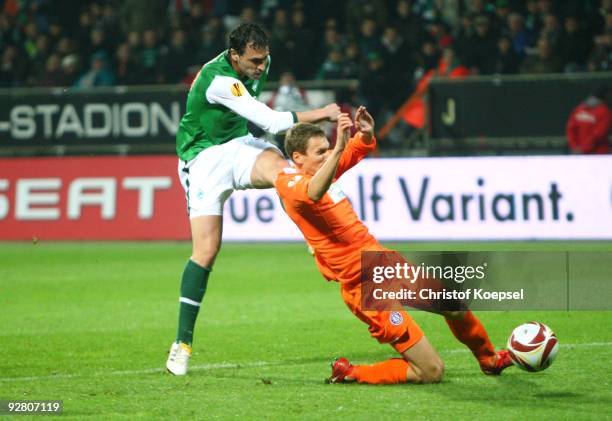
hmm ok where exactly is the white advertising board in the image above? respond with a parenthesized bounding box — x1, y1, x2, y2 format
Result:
(222, 155, 612, 241)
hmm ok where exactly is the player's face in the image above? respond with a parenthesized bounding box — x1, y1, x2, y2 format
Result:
(231, 44, 269, 80)
(298, 136, 332, 175)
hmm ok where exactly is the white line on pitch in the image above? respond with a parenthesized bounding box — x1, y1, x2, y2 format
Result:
(1, 341, 610, 383)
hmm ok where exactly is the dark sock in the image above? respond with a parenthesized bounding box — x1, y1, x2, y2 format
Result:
(176, 259, 210, 345)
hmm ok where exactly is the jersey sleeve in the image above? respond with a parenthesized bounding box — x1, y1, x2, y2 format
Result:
(336, 132, 377, 178)
(206, 75, 296, 134)
(274, 170, 314, 208)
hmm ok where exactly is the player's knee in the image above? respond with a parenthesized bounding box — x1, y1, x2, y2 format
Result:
(419, 359, 444, 384)
(191, 247, 220, 268)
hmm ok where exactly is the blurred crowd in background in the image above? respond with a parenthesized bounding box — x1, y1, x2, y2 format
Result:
(0, 0, 611, 122)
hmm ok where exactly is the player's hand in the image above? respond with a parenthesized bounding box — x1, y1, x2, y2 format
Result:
(334, 113, 352, 152)
(323, 103, 341, 121)
(354, 106, 374, 136)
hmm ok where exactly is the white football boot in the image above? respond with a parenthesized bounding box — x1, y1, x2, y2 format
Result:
(166, 342, 192, 375)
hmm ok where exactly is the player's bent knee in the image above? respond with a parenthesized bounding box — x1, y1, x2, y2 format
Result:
(251, 149, 288, 187)
(421, 360, 444, 383)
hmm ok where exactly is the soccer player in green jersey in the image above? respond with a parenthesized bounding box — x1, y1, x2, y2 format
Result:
(166, 23, 341, 375)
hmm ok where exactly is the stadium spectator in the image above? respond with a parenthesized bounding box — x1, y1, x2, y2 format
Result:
(465, 0, 496, 21)
(125, 30, 142, 56)
(520, 36, 562, 74)
(47, 19, 64, 48)
(139, 29, 162, 84)
(267, 70, 310, 144)
(566, 86, 611, 154)
(268, 71, 309, 112)
(343, 41, 362, 79)
(29, 34, 52, 80)
(540, 13, 562, 50)
(537, 0, 556, 17)
(60, 53, 80, 86)
(494, 35, 521, 74)
(357, 51, 392, 124)
(345, 0, 387, 39)
(286, 8, 316, 79)
(318, 25, 345, 67)
(589, 12, 612, 72)
(74, 51, 115, 88)
(55, 36, 78, 58)
(464, 14, 498, 74)
(22, 21, 40, 60)
(120, 0, 167, 33)
(84, 27, 114, 66)
(0, 44, 26, 87)
(356, 18, 383, 58)
(415, 38, 440, 75)
(75, 10, 93, 47)
(380, 25, 414, 106)
(507, 12, 532, 56)
(524, 0, 543, 35)
(39, 54, 64, 86)
(560, 15, 593, 73)
(161, 29, 193, 83)
(196, 23, 225, 64)
(493, 0, 512, 30)
(268, 8, 291, 69)
(393, 0, 425, 51)
(114, 42, 144, 85)
(316, 47, 347, 80)
(426, 19, 454, 50)
(184, 2, 208, 41)
(454, 14, 475, 60)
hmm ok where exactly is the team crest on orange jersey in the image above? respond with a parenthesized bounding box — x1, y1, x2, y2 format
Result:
(231, 82, 244, 97)
(390, 312, 404, 326)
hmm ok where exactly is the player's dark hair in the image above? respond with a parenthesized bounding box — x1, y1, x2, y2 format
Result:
(284, 123, 326, 159)
(228, 23, 268, 55)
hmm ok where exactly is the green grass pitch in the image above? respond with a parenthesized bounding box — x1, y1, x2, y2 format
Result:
(1, 241, 611, 419)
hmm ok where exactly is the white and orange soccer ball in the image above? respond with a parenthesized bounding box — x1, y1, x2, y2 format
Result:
(507, 322, 559, 372)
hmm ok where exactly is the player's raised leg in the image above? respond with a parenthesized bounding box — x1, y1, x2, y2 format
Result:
(249, 147, 289, 188)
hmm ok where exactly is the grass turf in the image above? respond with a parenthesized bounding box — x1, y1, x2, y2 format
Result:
(0, 242, 611, 419)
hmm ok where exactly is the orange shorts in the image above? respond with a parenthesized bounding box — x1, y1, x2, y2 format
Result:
(340, 280, 424, 354)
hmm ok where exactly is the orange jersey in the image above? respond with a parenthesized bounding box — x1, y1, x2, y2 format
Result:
(274, 133, 380, 284)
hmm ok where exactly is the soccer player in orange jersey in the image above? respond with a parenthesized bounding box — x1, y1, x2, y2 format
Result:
(273, 107, 512, 384)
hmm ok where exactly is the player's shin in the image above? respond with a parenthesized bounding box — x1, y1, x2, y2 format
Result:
(176, 259, 211, 345)
(444, 310, 495, 363)
(352, 359, 409, 384)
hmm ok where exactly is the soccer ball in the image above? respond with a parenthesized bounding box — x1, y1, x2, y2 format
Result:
(507, 322, 559, 372)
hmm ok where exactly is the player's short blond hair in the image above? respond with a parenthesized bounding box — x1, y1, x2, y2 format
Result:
(284, 123, 325, 160)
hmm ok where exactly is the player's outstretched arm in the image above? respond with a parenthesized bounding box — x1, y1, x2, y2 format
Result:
(307, 114, 352, 201)
(296, 103, 341, 123)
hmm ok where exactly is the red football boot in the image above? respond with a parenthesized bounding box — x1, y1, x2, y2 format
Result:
(328, 357, 356, 383)
(480, 350, 513, 375)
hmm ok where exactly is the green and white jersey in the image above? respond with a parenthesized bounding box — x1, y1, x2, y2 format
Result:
(176, 51, 296, 162)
